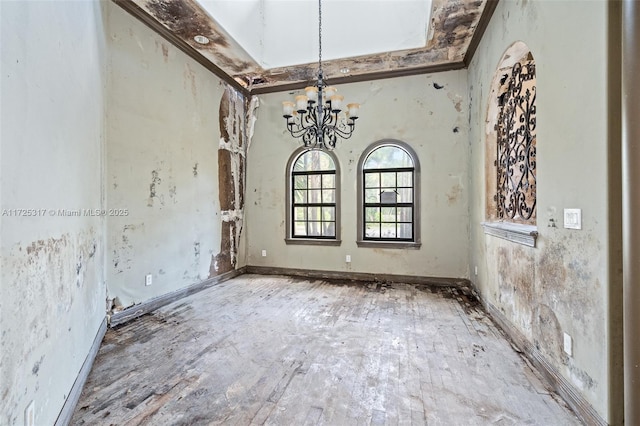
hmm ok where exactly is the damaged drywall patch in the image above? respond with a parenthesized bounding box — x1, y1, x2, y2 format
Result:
(1, 229, 100, 421)
(210, 85, 259, 276)
(532, 303, 563, 360)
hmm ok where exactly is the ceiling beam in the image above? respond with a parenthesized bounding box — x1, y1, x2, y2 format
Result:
(249, 61, 467, 95)
(464, 0, 500, 67)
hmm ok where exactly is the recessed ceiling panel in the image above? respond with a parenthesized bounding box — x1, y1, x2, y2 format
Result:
(114, 0, 494, 93)
(198, 0, 432, 69)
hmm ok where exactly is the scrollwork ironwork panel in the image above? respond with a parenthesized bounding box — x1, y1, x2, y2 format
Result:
(494, 60, 537, 222)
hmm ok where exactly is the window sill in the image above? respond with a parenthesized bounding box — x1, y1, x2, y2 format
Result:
(481, 221, 538, 247)
(285, 238, 342, 246)
(356, 240, 421, 249)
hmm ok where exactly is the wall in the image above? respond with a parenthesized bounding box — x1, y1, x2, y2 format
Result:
(106, 2, 249, 309)
(246, 71, 469, 279)
(0, 1, 107, 424)
(467, 0, 622, 423)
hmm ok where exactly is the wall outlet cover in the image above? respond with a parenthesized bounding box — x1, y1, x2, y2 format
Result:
(261, 249, 267, 257)
(563, 208, 582, 230)
(25, 400, 35, 426)
(145, 274, 152, 286)
(563, 332, 573, 356)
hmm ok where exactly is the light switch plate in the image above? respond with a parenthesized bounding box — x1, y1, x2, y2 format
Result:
(563, 208, 582, 230)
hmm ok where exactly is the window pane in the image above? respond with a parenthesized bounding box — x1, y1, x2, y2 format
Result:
(294, 222, 307, 236)
(365, 207, 379, 222)
(380, 190, 397, 204)
(364, 145, 413, 169)
(323, 222, 335, 237)
(294, 175, 307, 189)
(322, 174, 335, 188)
(294, 207, 306, 220)
(381, 172, 396, 188)
(397, 172, 412, 187)
(365, 189, 380, 203)
(322, 207, 335, 221)
(308, 222, 322, 236)
(397, 207, 412, 222)
(308, 206, 321, 220)
(397, 188, 413, 203)
(365, 223, 380, 238)
(398, 223, 412, 239)
(308, 174, 321, 189)
(381, 223, 397, 238)
(294, 150, 335, 172)
(308, 189, 322, 203)
(322, 189, 335, 203)
(365, 173, 380, 188)
(381, 207, 396, 222)
(294, 190, 307, 204)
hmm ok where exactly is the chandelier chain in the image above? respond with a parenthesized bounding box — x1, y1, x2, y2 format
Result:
(318, 0, 322, 76)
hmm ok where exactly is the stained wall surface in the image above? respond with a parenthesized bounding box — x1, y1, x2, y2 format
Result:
(106, 2, 248, 309)
(467, 0, 621, 422)
(245, 71, 470, 279)
(0, 1, 108, 424)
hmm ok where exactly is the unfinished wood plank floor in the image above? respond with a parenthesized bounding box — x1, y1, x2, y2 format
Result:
(71, 275, 580, 425)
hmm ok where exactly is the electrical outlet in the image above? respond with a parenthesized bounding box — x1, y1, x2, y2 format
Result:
(474, 266, 478, 276)
(261, 249, 267, 257)
(563, 332, 573, 356)
(346, 254, 351, 263)
(145, 274, 152, 286)
(24, 401, 34, 426)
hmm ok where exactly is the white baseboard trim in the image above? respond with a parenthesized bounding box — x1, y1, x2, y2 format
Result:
(54, 317, 107, 426)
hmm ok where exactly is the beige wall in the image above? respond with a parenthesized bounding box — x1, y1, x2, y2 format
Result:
(106, 2, 244, 309)
(467, 0, 621, 422)
(0, 1, 107, 424)
(245, 71, 470, 279)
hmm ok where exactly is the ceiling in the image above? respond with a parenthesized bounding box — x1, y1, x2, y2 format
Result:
(113, 0, 496, 95)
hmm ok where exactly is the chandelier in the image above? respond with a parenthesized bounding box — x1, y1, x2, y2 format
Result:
(282, 0, 360, 150)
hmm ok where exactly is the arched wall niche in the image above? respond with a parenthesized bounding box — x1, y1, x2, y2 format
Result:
(485, 41, 537, 224)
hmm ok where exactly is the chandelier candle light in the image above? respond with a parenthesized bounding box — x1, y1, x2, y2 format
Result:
(282, 0, 360, 150)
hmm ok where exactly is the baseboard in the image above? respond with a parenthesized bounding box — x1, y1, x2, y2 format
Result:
(54, 317, 108, 426)
(245, 265, 470, 288)
(480, 297, 608, 426)
(109, 267, 245, 327)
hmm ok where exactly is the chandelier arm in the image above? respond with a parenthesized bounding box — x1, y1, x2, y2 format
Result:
(330, 125, 356, 140)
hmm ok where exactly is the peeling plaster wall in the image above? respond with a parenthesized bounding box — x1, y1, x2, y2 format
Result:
(0, 1, 107, 424)
(246, 71, 469, 279)
(106, 2, 247, 309)
(467, 0, 620, 422)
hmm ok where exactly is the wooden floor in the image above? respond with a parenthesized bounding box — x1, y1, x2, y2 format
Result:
(71, 274, 580, 425)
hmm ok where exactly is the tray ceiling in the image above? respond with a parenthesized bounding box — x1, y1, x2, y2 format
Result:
(113, 0, 496, 94)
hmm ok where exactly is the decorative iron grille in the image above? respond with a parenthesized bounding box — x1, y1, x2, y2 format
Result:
(495, 60, 537, 222)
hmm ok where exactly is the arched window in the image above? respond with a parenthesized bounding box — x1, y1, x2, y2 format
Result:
(285, 148, 340, 244)
(357, 140, 420, 248)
